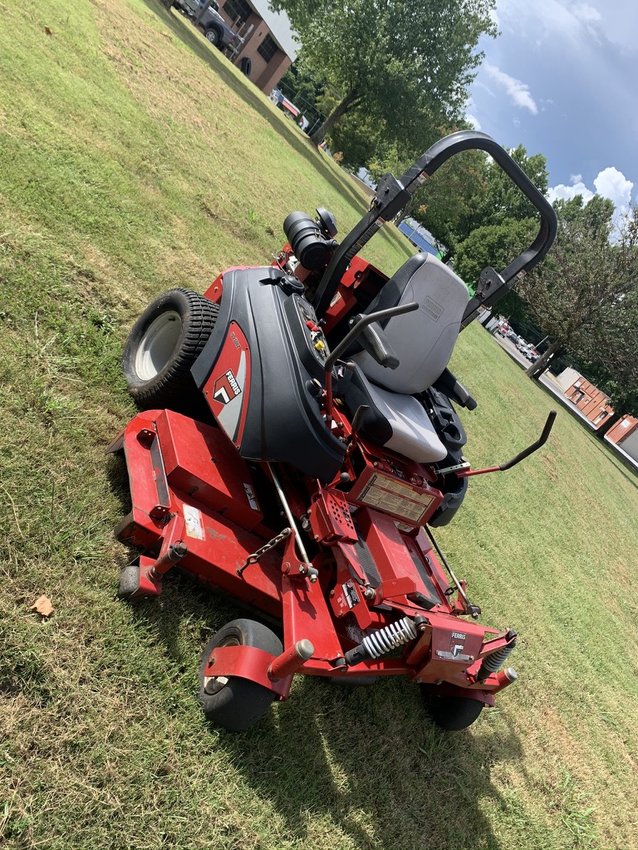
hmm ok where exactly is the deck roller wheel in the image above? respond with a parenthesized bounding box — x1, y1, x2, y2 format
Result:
(198, 619, 282, 732)
(117, 565, 140, 599)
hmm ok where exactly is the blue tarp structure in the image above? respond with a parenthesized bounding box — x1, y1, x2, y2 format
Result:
(397, 218, 441, 256)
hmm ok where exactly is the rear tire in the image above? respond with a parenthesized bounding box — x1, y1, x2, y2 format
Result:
(122, 288, 218, 411)
(421, 689, 485, 731)
(204, 28, 222, 48)
(198, 619, 282, 732)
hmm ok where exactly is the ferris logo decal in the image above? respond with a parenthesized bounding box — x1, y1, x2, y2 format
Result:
(213, 369, 241, 405)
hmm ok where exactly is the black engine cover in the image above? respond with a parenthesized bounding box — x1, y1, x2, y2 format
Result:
(192, 267, 346, 482)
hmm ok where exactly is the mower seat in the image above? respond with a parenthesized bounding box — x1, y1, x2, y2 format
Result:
(352, 252, 469, 394)
(342, 365, 448, 462)
(341, 253, 468, 464)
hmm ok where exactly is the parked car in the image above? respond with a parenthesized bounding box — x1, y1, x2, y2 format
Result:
(170, 0, 243, 52)
(270, 89, 302, 120)
(523, 345, 539, 361)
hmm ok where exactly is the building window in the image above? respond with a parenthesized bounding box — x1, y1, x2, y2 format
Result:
(224, 0, 252, 25)
(257, 34, 278, 63)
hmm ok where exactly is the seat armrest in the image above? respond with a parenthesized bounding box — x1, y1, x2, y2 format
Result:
(360, 321, 400, 369)
(433, 369, 477, 410)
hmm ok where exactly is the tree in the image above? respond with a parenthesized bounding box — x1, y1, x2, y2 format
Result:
(456, 144, 549, 240)
(410, 144, 548, 257)
(453, 217, 536, 291)
(519, 197, 638, 387)
(406, 148, 489, 250)
(279, 61, 325, 107)
(572, 214, 638, 415)
(271, 0, 497, 145)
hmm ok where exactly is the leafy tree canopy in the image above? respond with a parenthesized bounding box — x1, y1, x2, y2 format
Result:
(453, 217, 537, 291)
(271, 0, 497, 145)
(519, 198, 638, 414)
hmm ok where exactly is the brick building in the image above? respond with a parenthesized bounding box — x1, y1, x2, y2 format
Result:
(606, 415, 638, 463)
(218, 0, 297, 94)
(557, 369, 616, 429)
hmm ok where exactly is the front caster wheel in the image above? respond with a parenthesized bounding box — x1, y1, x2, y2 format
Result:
(420, 688, 485, 731)
(198, 619, 282, 731)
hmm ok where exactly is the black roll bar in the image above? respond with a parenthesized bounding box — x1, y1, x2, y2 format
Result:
(312, 130, 557, 323)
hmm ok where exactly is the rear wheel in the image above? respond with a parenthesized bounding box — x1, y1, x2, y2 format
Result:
(122, 288, 218, 411)
(421, 688, 485, 731)
(198, 619, 282, 731)
(204, 27, 222, 48)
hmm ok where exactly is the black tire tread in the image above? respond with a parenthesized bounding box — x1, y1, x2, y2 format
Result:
(123, 288, 219, 411)
(198, 619, 282, 732)
(205, 28, 222, 47)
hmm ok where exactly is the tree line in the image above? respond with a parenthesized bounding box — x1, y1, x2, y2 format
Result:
(274, 0, 637, 416)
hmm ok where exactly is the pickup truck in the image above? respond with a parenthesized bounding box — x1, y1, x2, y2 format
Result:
(169, 0, 244, 53)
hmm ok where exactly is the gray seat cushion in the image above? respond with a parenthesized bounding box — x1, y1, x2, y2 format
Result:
(361, 379, 447, 463)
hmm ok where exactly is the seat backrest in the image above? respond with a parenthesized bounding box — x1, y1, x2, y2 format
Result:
(352, 253, 469, 394)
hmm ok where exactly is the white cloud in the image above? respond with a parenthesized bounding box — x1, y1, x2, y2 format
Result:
(547, 179, 594, 204)
(497, 0, 636, 49)
(547, 166, 634, 233)
(466, 113, 481, 130)
(593, 166, 633, 211)
(497, 0, 600, 42)
(572, 3, 602, 25)
(483, 62, 538, 114)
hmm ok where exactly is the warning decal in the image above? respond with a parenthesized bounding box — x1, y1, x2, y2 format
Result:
(183, 504, 205, 540)
(358, 473, 434, 524)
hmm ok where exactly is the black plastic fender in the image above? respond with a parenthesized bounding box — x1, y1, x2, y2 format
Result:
(192, 267, 346, 482)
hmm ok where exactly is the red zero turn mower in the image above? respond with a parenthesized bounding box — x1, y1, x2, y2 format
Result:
(110, 131, 558, 732)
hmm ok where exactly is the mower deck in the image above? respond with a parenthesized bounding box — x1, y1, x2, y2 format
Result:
(111, 408, 515, 703)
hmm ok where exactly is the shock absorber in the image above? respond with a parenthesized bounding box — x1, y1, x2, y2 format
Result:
(477, 631, 517, 681)
(344, 617, 418, 666)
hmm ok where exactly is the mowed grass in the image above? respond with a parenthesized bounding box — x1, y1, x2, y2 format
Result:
(0, 1, 636, 848)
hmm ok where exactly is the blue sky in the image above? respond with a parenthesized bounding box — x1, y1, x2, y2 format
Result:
(467, 0, 636, 218)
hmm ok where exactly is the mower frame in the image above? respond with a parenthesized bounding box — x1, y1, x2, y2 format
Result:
(111, 131, 557, 729)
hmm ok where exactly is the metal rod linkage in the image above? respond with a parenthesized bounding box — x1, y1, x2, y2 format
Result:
(266, 463, 312, 567)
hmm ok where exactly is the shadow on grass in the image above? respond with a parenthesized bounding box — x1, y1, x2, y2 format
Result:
(223, 680, 519, 850)
(139, 1, 370, 216)
(106, 434, 518, 850)
(116, 554, 518, 850)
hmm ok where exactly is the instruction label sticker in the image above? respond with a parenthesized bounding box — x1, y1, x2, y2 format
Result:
(182, 504, 204, 540)
(358, 473, 434, 524)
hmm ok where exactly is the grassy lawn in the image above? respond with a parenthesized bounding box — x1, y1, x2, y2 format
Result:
(1, 2, 636, 849)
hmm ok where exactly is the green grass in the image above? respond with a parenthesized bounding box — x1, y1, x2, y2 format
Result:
(0, 2, 637, 849)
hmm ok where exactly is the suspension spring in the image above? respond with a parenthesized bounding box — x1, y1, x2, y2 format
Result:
(347, 617, 418, 665)
(478, 637, 516, 681)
